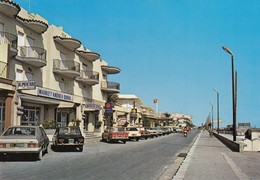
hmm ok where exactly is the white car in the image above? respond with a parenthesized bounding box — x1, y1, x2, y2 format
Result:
(126, 127, 141, 141)
(0, 126, 49, 161)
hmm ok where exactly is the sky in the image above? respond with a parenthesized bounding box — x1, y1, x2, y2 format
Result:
(14, 0, 260, 128)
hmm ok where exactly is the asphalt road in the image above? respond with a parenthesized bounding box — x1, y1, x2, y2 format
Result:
(0, 129, 199, 180)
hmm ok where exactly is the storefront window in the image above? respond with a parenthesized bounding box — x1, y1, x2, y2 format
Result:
(21, 106, 40, 126)
(56, 112, 68, 127)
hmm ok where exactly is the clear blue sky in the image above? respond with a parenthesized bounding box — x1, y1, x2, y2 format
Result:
(15, 0, 260, 128)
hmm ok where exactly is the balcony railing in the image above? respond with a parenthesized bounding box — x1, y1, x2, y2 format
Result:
(76, 71, 99, 85)
(0, 31, 17, 49)
(81, 71, 99, 80)
(0, 61, 7, 78)
(53, 59, 80, 78)
(16, 46, 47, 67)
(101, 81, 120, 93)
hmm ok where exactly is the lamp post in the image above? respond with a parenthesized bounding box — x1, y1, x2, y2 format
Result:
(209, 102, 213, 130)
(222, 46, 236, 141)
(213, 88, 220, 134)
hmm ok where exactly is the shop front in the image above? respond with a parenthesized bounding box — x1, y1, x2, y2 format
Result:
(17, 87, 78, 129)
(83, 102, 102, 134)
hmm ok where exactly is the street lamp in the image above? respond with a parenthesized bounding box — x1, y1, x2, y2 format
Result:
(222, 46, 236, 141)
(209, 102, 213, 130)
(213, 88, 220, 134)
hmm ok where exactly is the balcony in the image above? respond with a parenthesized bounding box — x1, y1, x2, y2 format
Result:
(53, 59, 80, 78)
(76, 50, 100, 62)
(0, 31, 18, 57)
(101, 81, 120, 93)
(101, 65, 121, 74)
(16, 46, 47, 67)
(16, 16, 48, 34)
(0, 0, 20, 18)
(53, 36, 81, 51)
(76, 71, 99, 85)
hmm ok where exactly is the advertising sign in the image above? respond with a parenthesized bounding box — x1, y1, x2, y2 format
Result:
(105, 102, 113, 114)
(17, 81, 36, 90)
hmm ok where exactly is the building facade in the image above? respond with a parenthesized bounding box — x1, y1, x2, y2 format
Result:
(0, 0, 120, 135)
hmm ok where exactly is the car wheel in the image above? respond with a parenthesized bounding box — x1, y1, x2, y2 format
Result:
(123, 140, 126, 144)
(37, 150, 43, 161)
(78, 146, 83, 152)
(45, 144, 49, 154)
(136, 138, 139, 141)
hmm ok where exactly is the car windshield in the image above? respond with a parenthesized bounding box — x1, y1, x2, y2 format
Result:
(126, 127, 138, 131)
(3, 127, 36, 136)
(112, 127, 125, 132)
(59, 127, 81, 135)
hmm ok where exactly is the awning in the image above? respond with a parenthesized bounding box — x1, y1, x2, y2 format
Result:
(20, 94, 60, 105)
(58, 102, 75, 108)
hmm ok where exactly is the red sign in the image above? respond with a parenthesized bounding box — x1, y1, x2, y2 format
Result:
(105, 103, 113, 113)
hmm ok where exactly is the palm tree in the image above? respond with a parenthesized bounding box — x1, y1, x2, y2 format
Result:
(107, 94, 121, 107)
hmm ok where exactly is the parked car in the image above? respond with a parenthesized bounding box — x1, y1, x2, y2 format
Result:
(0, 126, 49, 160)
(52, 126, 84, 152)
(152, 127, 164, 136)
(102, 127, 128, 143)
(126, 127, 141, 141)
(137, 127, 151, 140)
(161, 127, 171, 135)
(175, 127, 183, 133)
(146, 127, 159, 138)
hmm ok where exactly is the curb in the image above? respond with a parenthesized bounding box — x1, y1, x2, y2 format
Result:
(158, 131, 201, 180)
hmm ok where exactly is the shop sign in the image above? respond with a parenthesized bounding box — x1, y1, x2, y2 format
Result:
(104, 102, 113, 114)
(85, 103, 101, 110)
(117, 117, 127, 126)
(238, 123, 251, 127)
(17, 81, 36, 90)
(38, 88, 73, 101)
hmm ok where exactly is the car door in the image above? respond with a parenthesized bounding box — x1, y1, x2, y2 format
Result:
(39, 127, 49, 150)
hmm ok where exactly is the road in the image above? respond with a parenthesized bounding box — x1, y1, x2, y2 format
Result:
(0, 130, 199, 180)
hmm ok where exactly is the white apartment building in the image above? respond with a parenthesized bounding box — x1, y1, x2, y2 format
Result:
(0, 0, 120, 135)
(115, 94, 144, 126)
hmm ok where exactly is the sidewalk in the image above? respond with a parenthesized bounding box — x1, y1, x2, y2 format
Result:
(174, 130, 260, 180)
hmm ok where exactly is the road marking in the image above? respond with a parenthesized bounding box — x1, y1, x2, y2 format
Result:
(222, 152, 250, 180)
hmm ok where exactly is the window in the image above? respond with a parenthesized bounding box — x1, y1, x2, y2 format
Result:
(82, 64, 88, 71)
(26, 36, 34, 47)
(56, 112, 68, 127)
(21, 106, 40, 126)
(25, 72, 33, 81)
(59, 81, 67, 92)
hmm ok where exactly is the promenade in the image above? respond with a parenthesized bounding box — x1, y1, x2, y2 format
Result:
(174, 130, 260, 180)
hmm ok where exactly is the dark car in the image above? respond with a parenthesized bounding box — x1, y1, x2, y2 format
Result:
(52, 126, 84, 152)
(0, 126, 49, 161)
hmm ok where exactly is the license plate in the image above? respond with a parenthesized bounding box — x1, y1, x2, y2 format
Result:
(11, 143, 24, 147)
(118, 135, 122, 137)
(69, 139, 74, 144)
